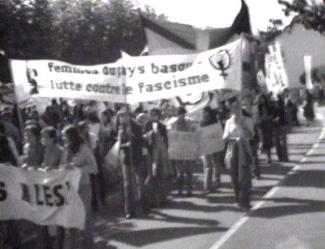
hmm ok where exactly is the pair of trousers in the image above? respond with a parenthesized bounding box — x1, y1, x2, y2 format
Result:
(250, 139, 260, 177)
(61, 185, 93, 249)
(202, 152, 223, 191)
(0, 221, 21, 249)
(226, 142, 251, 208)
(273, 125, 288, 162)
(174, 160, 193, 194)
(121, 162, 146, 215)
(90, 173, 106, 211)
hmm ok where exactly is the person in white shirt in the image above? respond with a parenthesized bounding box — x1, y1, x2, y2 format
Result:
(223, 97, 253, 210)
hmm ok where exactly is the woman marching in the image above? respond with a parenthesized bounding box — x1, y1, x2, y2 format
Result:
(200, 106, 224, 193)
(145, 107, 171, 206)
(223, 97, 254, 211)
(60, 125, 97, 249)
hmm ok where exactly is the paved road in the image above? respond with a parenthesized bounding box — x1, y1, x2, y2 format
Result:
(211, 107, 325, 249)
(85, 109, 323, 249)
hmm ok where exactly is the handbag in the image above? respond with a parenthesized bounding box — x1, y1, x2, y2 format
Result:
(104, 140, 121, 170)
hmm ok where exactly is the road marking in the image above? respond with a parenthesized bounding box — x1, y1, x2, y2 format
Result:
(210, 119, 325, 249)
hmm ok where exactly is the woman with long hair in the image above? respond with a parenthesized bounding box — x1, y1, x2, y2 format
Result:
(60, 125, 97, 249)
(115, 107, 147, 219)
(95, 109, 116, 206)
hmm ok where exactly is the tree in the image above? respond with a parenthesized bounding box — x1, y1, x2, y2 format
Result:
(0, 0, 166, 81)
(279, 0, 325, 34)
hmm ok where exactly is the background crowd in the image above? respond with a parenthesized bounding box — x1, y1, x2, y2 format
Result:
(0, 87, 316, 249)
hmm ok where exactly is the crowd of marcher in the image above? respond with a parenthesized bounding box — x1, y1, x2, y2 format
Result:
(0, 88, 315, 249)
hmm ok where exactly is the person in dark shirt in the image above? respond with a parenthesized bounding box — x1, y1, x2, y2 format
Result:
(303, 89, 315, 126)
(21, 124, 44, 168)
(116, 107, 147, 219)
(200, 106, 224, 192)
(271, 94, 289, 162)
(145, 107, 170, 207)
(0, 122, 21, 249)
(0, 122, 20, 166)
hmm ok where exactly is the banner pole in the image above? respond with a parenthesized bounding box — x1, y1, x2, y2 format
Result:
(240, 33, 244, 94)
(8, 59, 25, 138)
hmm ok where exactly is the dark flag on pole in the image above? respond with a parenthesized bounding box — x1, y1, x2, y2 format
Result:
(231, 0, 252, 35)
(140, 0, 251, 55)
(140, 16, 196, 55)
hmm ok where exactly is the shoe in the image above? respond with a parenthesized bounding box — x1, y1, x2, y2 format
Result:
(252, 173, 261, 179)
(125, 213, 134, 219)
(214, 182, 221, 189)
(142, 206, 150, 216)
(238, 204, 251, 211)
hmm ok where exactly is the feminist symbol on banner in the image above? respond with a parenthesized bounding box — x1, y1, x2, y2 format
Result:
(209, 50, 231, 79)
(26, 68, 39, 95)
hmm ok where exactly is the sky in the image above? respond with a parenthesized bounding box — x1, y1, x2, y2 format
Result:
(134, 0, 294, 35)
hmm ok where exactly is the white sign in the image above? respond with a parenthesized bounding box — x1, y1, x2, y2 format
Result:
(198, 123, 225, 155)
(10, 39, 243, 104)
(168, 123, 224, 160)
(168, 131, 199, 160)
(0, 165, 85, 230)
(304, 55, 313, 90)
(265, 42, 289, 95)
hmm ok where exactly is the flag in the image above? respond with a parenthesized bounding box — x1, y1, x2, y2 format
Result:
(140, 0, 251, 55)
(140, 16, 196, 55)
(231, 0, 251, 35)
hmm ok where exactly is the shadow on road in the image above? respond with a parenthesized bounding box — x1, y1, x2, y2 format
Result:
(161, 199, 241, 213)
(110, 226, 228, 247)
(147, 209, 222, 226)
(249, 197, 325, 219)
(283, 170, 325, 188)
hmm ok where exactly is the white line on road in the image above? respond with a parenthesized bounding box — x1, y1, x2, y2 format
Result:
(209, 120, 325, 249)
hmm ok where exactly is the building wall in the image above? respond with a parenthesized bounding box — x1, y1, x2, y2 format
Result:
(276, 24, 325, 87)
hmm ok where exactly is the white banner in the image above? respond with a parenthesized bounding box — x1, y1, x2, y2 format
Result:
(168, 123, 224, 160)
(10, 39, 242, 104)
(265, 42, 289, 95)
(0, 165, 85, 230)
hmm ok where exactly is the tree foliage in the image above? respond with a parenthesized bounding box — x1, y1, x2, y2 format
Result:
(0, 0, 166, 81)
(279, 0, 325, 34)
